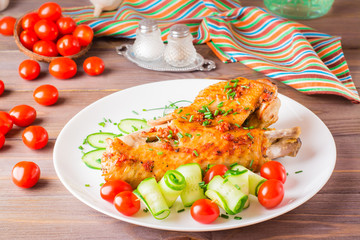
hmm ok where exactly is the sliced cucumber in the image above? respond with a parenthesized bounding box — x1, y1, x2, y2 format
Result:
(225, 169, 250, 208)
(82, 148, 105, 170)
(158, 170, 186, 208)
(118, 118, 150, 134)
(232, 165, 266, 196)
(86, 132, 116, 148)
(206, 175, 248, 215)
(134, 177, 170, 220)
(176, 163, 206, 207)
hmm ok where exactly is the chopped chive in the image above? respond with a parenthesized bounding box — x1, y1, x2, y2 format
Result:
(218, 119, 223, 123)
(233, 82, 238, 88)
(82, 138, 87, 144)
(132, 125, 138, 131)
(85, 184, 90, 187)
(189, 115, 194, 122)
(196, 134, 201, 136)
(217, 102, 224, 108)
(262, 127, 268, 130)
(214, 109, 219, 116)
(174, 140, 179, 144)
(78, 146, 84, 150)
(202, 121, 209, 126)
(223, 178, 228, 184)
(177, 109, 183, 114)
(185, 133, 192, 138)
(244, 107, 249, 110)
(249, 126, 254, 129)
(177, 132, 184, 138)
(115, 133, 123, 137)
(98, 122, 105, 127)
(234, 184, 240, 190)
(234, 216, 242, 220)
(241, 85, 249, 89)
(286, 172, 289, 176)
(98, 140, 104, 144)
(249, 159, 254, 168)
(230, 163, 238, 168)
(113, 122, 117, 125)
(108, 119, 112, 123)
(103, 118, 108, 122)
(198, 181, 207, 189)
(132, 110, 139, 115)
(100, 183, 104, 187)
(295, 170, 303, 174)
(167, 134, 173, 139)
(220, 214, 229, 219)
(208, 100, 215, 106)
(247, 132, 254, 140)
(185, 113, 190, 116)
(148, 148, 153, 151)
(156, 135, 161, 141)
(193, 150, 199, 157)
(181, 116, 187, 120)
(169, 130, 173, 134)
(157, 151, 163, 155)
(177, 209, 185, 213)
(96, 158, 101, 164)
(143, 208, 149, 213)
(234, 123, 241, 128)
(243, 127, 248, 130)
(99, 130, 102, 132)
(230, 79, 239, 83)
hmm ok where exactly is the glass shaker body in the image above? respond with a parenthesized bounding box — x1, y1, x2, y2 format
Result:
(133, 19, 165, 61)
(164, 25, 197, 68)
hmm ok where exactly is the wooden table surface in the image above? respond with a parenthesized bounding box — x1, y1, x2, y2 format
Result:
(1, 0, 359, 239)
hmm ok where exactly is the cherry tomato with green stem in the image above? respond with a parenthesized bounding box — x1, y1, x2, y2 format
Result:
(20, 29, 39, 50)
(0, 111, 13, 135)
(49, 57, 77, 79)
(21, 12, 40, 30)
(34, 19, 59, 41)
(33, 40, 58, 57)
(100, 180, 133, 203)
(0, 80, 4, 96)
(203, 164, 228, 184)
(33, 84, 58, 106)
(0, 133, 5, 149)
(0, 16, 16, 36)
(22, 126, 48, 150)
(18, 59, 41, 81)
(257, 179, 284, 209)
(12, 161, 40, 188)
(260, 161, 287, 184)
(191, 199, 220, 224)
(9, 105, 37, 127)
(73, 25, 93, 46)
(56, 17, 76, 35)
(38, 2, 62, 22)
(83, 56, 105, 76)
(113, 191, 140, 216)
(57, 35, 80, 56)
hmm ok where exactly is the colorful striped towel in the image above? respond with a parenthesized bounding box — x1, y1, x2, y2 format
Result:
(63, 0, 359, 103)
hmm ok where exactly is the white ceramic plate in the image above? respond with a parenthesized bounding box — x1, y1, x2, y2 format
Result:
(53, 79, 336, 232)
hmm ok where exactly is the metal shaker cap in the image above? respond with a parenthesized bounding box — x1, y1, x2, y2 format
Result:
(169, 24, 190, 38)
(138, 19, 159, 33)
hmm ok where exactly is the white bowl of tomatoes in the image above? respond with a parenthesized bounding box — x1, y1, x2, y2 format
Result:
(14, 2, 93, 63)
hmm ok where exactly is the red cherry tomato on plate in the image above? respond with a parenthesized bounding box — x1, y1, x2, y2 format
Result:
(20, 29, 39, 50)
(100, 180, 133, 203)
(83, 56, 105, 76)
(191, 199, 220, 224)
(49, 57, 77, 79)
(56, 17, 76, 35)
(9, 105, 37, 127)
(0, 80, 4, 96)
(34, 19, 59, 41)
(18, 59, 41, 81)
(33, 84, 58, 106)
(260, 161, 287, 184)
(21, 12, 40, 30)
(73, 25, 93, 46)
(257, 179, 284, 209)
(38, 2, 62, 22)
(203, 164, 228, 184)
(22, 125, 48, 149)
(114, 191, 140, 216)
(0, 133, 5, 149)
(12, 161, 40, 188)
(33, 40, 58, 57)
(0, 16, 16, 36)
(0, 111, 13, 135)
(57, 35, 80, 56)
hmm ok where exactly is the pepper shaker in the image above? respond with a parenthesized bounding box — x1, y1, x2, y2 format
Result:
(164, 24, 197, 68)
(133, 19, 165, 61)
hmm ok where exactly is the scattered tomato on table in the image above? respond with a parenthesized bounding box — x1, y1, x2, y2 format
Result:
(0, 80, 4, 96)
(83, 56, 105, 76)
(0, 111, 13, 135)
(0, 133, 5, 149)
(9, 105, 37, 127)
(12, 161, 41, 188)
(114, 191, 141, 216)
(18, 59, 41, 80)
(49, 57, 77, 79)
(33, 84, 59, 106)
(0, 16, 16, 36)
(22, 125, 48, 150)
(191, 199, 220, 224)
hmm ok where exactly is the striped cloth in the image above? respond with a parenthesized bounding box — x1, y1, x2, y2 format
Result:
(63, 0, 359, 103)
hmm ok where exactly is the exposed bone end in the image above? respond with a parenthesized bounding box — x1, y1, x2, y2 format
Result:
(266, 137, 302, 159)
(264, 126, 301, 143)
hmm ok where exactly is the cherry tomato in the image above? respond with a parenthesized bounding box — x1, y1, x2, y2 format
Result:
(0, 111, 13, 135)
(38, 2, 62, 22)
(190, 199, 220, 224)
(49, 57, 77, 79)
(73, 25, 93, 46)
(57, 35, 80, 56)
(203, 164, 228, 184)
(0, 16, 16, 36)
(34, 19, 59, 41)
(113, 191, 140, 216)
(0, 80, 4, 96)
(21, 12, 40, 30)
(20, 29, 39, 50)
(257, 179, 284, 209)
(9, 105, 37, 127)
(12, 161, 40, 188)
(260, 161, 287, 184)
(100, 180, 133, 203)
(18, 59, 41, 81)
(33, 40, 58, 57)
(56, 17, 76, 35)
(22, 126, 48, 149)
(83, 56, 105, 76)
(33, 84, 58, 106)
(0, 133, 5, 149)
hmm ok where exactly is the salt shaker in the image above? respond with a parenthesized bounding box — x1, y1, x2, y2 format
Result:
(133, 19, 165, 61)
(164, 24, 197, 67)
